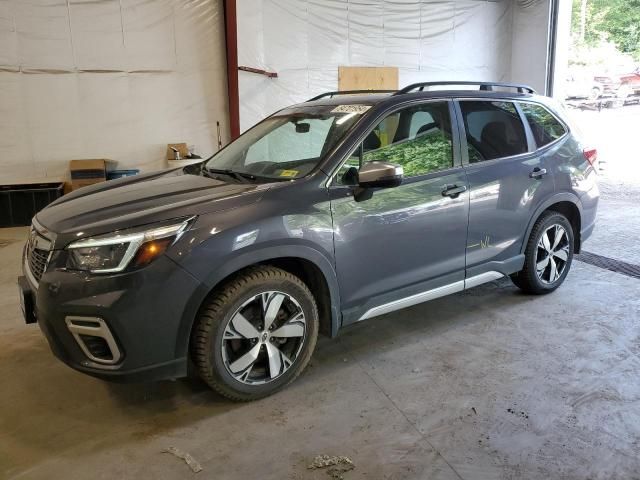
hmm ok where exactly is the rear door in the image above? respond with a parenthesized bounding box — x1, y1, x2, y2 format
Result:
(455, 99, 555, 279)
(329, 100, 470, 324)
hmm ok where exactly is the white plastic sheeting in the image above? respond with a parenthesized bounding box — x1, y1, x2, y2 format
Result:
(237, 0, 517, 132)
(511, 0, 550, 94)
(0, 0, 228, 183)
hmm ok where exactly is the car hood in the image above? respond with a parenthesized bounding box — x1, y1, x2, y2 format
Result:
(36, 168, 271, 242)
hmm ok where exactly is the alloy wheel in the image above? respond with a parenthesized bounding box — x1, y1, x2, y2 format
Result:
(221, 291, 306, 385)
(535, 224, 570, 284)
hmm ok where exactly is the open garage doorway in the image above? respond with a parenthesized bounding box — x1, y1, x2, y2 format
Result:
(559, 0, 640, 186)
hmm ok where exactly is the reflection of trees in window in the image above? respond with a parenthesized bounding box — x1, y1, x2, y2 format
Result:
(520, 103, 566, 147)
(362, 132, 453, 177)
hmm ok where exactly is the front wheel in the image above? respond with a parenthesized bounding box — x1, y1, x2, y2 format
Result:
(192, 266, 319, 401)
(511, 211, 574, 294)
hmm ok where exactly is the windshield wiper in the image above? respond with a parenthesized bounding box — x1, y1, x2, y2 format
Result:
(203, 167, 257, 183)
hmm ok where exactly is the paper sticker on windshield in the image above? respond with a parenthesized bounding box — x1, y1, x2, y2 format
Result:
(279, 169, 299, 178)
(331, 105, 371, 114)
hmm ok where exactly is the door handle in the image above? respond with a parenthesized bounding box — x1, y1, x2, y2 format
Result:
(442, 184, 467, 198)
(529, 167, 547, 179)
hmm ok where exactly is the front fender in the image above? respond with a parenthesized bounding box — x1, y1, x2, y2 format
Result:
(172, 241, 342, 360)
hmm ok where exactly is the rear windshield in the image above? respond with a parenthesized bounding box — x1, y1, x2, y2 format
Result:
(205, 104, 368, 180)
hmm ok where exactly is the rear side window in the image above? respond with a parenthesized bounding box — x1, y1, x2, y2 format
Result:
(459, 101, 528, 162)
(519, 103, 566, 148)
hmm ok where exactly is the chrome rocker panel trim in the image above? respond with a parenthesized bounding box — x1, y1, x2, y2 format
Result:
(358, 271, 504, 321)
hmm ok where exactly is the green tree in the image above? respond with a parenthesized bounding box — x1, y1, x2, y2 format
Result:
(600, 0, 640, 60)
(572, 0, 640, 60)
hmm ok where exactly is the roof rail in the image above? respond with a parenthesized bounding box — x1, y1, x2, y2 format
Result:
(394, 81, 536, 95)
(307, 89, 396, 102)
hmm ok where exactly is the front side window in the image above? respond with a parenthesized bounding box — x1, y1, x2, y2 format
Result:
(205, 104, 365, 180)
(336, 101, 453, 184)
(459, 101, 528, 162)
(519, 102, 566, 148)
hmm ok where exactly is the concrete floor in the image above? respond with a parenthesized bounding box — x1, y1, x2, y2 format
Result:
(1, 178, 639, 479)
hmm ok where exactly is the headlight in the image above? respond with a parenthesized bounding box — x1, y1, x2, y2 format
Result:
(66, 217, 194, 273)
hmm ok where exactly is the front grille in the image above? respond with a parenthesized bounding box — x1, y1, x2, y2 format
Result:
(28, 247, 49, 283)
(25, 222, 53, 285)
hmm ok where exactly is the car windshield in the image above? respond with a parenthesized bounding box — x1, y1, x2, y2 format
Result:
(204, 104, 368, 181)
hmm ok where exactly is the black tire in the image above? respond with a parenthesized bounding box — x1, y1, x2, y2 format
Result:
(191, 266, 319, 401)
(510, 211, 574, 294)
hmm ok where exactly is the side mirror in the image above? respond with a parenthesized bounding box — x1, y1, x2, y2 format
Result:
(358, 161, 403, 189)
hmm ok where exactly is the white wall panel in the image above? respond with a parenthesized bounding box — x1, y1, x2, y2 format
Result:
(307, 0, 349, 67)
(15, 0, 75, 70)
(0, 0, 18, 67)
(237, 0, 265, 69)
(418, 1, 456, 75)
(510, 0, 550, 94)
(121, 0, 176, 71)
(384, 1, 421, 69)
(263, 0, 309, 71)
(0, 0, 228, 184)
(237, 0, 520, 132)
(347, 1, 384, 66)
(69, 0, 127, 70)
(76, 72, 132, 162)
(22, 74, 84, 178)
(0, 73, 30, 173)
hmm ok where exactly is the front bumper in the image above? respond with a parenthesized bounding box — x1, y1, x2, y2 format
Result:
(22, 253, 203, 383)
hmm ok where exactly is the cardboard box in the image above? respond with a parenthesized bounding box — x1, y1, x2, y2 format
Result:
(167, 143, 189, 161)
(69, 159, 108, 191)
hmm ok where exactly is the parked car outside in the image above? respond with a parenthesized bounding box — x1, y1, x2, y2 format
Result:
(565, 74, 606, 100)
(19, 82, 599, 401)
(592, 75, 624, 97)
(619, 69, 640, 95)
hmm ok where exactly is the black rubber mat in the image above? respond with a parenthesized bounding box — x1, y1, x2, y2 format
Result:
(575, 251, 640, 280)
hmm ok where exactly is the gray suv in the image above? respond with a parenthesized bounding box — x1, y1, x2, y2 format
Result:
(19, 81, 599, 401)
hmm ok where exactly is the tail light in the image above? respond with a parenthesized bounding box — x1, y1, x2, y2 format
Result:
(583, 148, 598, 167)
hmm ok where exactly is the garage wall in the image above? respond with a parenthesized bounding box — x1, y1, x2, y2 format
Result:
(510, 0, 551, 94)
(0, 0, 229, 184)
(550, 0, 572, 100)
(237, 0, 516, 132)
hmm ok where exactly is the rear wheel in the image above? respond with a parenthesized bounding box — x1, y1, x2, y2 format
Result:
(192, 266, 319, 401)
(511, 211, 574, 294)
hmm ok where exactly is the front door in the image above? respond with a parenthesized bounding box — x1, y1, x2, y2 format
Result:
(329, 100, 470, 324)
